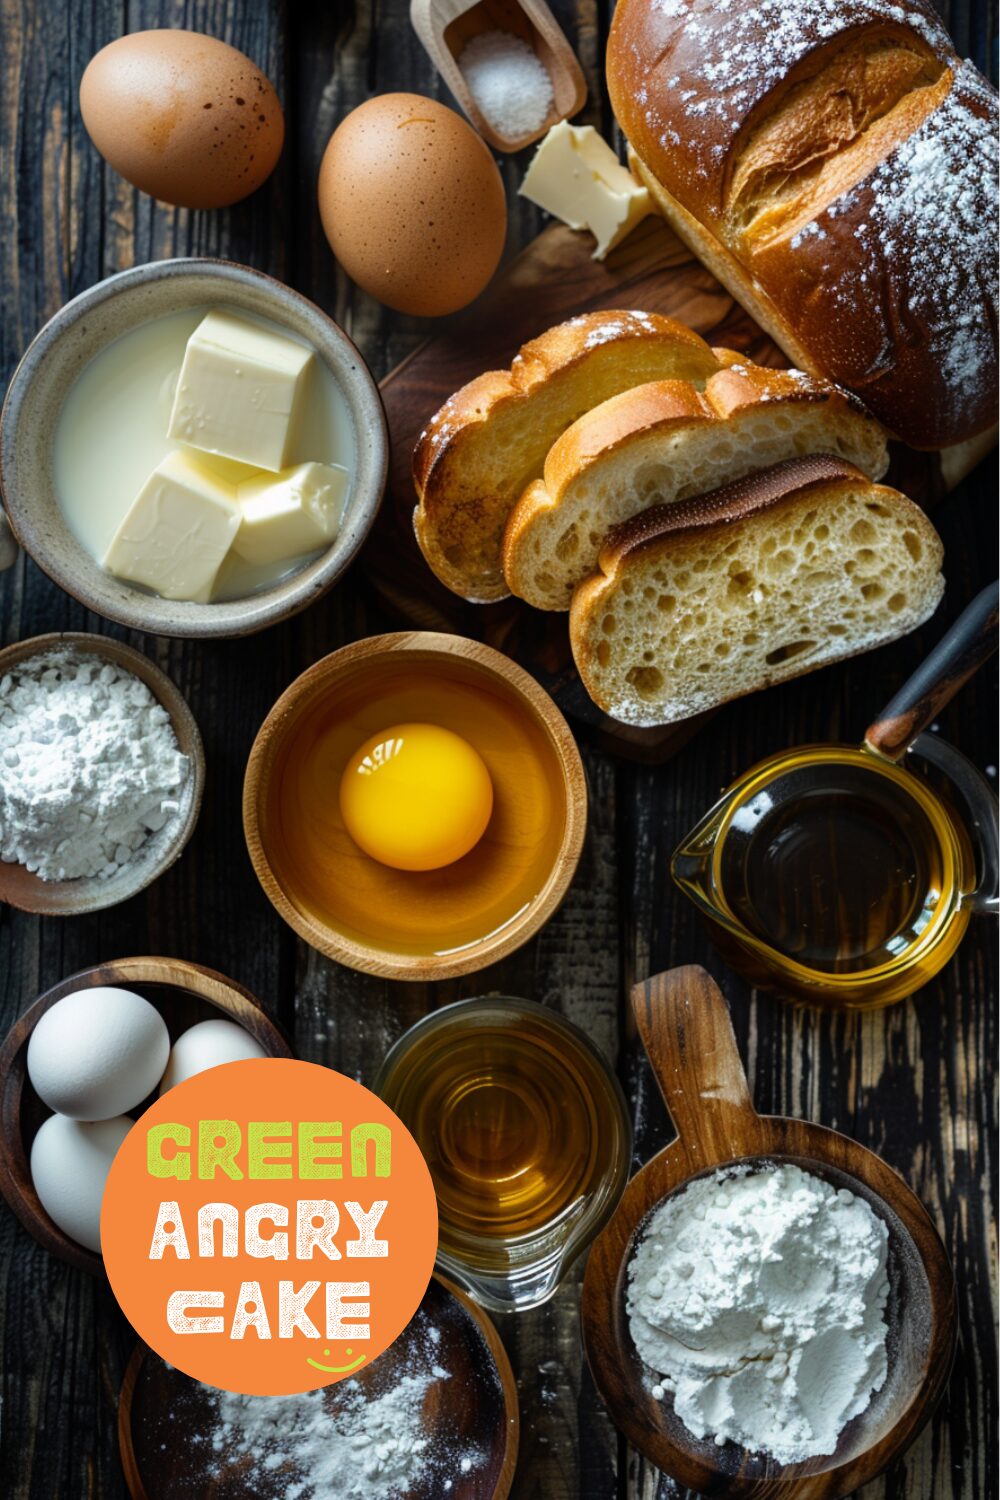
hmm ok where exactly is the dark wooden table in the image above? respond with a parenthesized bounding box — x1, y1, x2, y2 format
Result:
(1, 3, 996, 1497)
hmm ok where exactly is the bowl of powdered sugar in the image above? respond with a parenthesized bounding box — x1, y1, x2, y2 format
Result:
(582, 965, 957, 1499)
(0, 634, 204, 914)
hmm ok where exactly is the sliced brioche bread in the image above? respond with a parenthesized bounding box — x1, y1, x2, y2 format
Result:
(569, 455, 944, 726)
(502, 363, 890, 610)
(412, 311, 726, 602)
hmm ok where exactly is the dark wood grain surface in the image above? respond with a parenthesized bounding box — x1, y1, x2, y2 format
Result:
(0, 3, 996, 1499)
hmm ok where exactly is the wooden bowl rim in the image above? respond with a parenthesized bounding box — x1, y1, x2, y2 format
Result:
(581, 1121, 957, 1498)
(0, 956, 292, 1276)
(242, 630, 588, 980)
(117, 1270, 519, 1500)
(0, 632, 205, 915)
(0, 257, 388, 638)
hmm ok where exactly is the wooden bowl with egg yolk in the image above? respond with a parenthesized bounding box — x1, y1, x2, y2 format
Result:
(243, 631, 588, 980)
(0, 957, 292, 1275)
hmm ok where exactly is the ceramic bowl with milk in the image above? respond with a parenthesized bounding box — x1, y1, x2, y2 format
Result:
(0, 259, 387, 636)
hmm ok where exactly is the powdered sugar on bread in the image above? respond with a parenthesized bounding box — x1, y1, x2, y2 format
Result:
(791, 60, 997, 429)
(625, 0, 954, 167)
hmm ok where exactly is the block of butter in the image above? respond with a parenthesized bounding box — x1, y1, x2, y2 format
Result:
(233, 462, 350, 566)
(519, 121, 654, 260)
(168, 310, 314, 473)
(103, 449, 241, 603)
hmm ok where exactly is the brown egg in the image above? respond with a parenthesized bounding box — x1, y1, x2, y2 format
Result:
(80, 30, 284, 210)
(318, 94, 507, 318)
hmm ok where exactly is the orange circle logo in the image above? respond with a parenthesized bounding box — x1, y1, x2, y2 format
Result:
(102, 1058, 438, 1395)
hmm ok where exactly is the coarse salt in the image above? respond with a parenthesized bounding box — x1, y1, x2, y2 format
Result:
(459, 30, 553, 140)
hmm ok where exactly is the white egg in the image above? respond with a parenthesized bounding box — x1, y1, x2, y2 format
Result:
(30, 1113, 132, 1253)
(27, 986, 170, 1120)
(159, 1018, 268, 1093)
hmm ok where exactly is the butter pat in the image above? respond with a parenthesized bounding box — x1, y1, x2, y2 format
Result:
(168, 310, 314, 472)
(519, 121, 654, 260)
(103, 449, 241, 602)
(233, 462, 350, 566)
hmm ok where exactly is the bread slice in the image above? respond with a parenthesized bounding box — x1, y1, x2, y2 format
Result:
(503, 363, 890, 611)
(412, 311, 726, 602)
(569, 454, 944, 727)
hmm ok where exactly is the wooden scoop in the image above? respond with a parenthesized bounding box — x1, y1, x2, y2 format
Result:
(581, 966, 956, 1498)
(410, 0, 587, 153)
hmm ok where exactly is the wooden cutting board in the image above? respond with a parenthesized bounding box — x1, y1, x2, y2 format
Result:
(369, 214, 951, 763)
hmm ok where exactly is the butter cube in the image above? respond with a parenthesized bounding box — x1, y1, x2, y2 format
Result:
(233, 462, 350, 566)
(519, 122, 654, 260)
(168, 310, 314, 472)
(103, 449, 241, 603)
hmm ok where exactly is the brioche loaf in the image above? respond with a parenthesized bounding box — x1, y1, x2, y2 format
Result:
(606, 0, 998, 449)
(412, 311, 725, 601)
(503, 363, 890, 610)
(569, 454, 944, 726)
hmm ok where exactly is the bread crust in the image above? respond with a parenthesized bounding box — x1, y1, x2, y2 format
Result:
(607, 0, 999, 448)
(596, 454, 866, 566)
(412, 310, 721, 601)
(502, 366, 889, 606)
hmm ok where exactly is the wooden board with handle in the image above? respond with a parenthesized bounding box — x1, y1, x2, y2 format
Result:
(371, 212, 966, 762)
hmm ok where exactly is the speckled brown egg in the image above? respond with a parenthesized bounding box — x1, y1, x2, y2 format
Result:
(80, 30, 284, 209)
(318, 94, 507, 318)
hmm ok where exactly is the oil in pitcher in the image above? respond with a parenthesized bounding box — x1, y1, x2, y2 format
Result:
(720, 750, 950, 974)
(673, 584, 999, 1009)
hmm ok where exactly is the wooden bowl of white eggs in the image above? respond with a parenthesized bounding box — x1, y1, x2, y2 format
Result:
(0, 957, 291, 1274)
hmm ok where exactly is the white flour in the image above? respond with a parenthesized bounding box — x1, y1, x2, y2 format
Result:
(627, 1163, 890, 1463)
(199, 1316, 483, 1499)
(211, 1371, 441, 1500)
(0, 648, 189, 881)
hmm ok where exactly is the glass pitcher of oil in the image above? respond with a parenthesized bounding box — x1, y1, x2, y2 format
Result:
(673, 583, 999, 1010)
(375, 997, 631, 1313)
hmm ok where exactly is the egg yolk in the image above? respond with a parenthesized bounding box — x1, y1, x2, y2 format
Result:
(339, 723, 494, 872)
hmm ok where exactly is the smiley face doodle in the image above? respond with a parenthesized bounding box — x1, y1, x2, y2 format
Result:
(306, 1346, 367, 1374)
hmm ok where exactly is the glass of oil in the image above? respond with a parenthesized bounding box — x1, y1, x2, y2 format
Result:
(375, 997, 632, 1312)
(672, 733, 997, 1009)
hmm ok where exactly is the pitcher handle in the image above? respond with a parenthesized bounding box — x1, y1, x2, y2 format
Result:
(910, 732, 999, 917)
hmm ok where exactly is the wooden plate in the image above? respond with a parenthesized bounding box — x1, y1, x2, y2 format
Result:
(118, 1273, 519, 1500)
(0, 957, 292, 1275)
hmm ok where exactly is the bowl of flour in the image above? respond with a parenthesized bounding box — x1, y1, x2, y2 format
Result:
(0, 634, 204, 914)
(581, 964, 957, 1498)
(119, 1275, 519, 1499)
